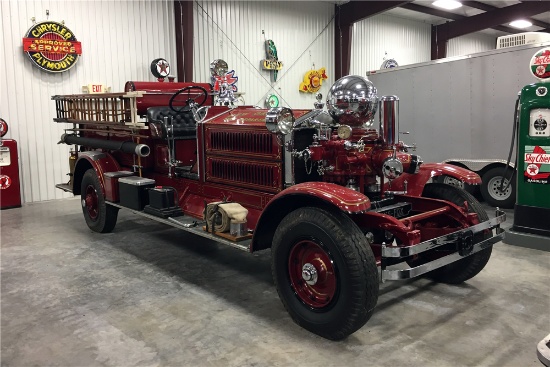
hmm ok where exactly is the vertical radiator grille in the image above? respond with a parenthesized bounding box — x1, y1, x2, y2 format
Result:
(208, 130, 277, 158)
(207, 157, 281, 192)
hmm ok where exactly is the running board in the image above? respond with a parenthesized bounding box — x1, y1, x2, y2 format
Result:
(107, 202, 251, 252)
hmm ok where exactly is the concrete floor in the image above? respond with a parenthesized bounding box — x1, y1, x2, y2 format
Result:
(1, 198, 549, 367)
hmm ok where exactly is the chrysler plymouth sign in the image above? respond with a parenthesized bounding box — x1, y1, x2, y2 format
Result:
(23, 21, 82, 73)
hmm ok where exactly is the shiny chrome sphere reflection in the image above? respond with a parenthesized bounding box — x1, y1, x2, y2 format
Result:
(326, 75, 378, 126)
(209, 59, 228, 77)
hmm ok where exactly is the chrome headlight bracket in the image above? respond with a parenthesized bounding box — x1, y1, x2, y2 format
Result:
(266, 107, 295, 135)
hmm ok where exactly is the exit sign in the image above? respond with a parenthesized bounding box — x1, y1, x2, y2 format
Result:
(82, 84, 111, 93)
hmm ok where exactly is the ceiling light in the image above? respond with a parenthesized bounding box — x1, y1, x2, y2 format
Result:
(432, 0, 462, 10)
(509, 20, 533, 29)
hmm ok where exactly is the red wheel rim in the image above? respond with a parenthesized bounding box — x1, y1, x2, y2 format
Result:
(288, 239, 337, 308)
(84, 185, 99, 221)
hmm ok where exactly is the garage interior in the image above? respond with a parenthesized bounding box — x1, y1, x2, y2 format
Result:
(1, 0, 550, 366)
(1, 200, 549, 366)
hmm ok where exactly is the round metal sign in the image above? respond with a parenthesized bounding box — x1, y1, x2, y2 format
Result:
(530, 48, 550, 81)
(22, 21, 81, 73)
(150, 58, 170, 79)
(266, 94, 280, 108)
(0, 118, 8, 138)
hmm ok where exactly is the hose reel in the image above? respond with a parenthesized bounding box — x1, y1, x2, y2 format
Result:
(204, 202, 248, 233)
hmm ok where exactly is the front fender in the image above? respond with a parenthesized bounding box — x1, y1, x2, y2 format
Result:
(72, 151, 121, 195)
(385, 162, 481, 196)
(251, 182, 370, 252)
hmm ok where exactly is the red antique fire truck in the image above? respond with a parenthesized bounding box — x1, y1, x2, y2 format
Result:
(53, 75, 505, 340)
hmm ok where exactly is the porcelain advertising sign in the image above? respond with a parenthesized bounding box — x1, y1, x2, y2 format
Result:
(22, 21, 82, 73)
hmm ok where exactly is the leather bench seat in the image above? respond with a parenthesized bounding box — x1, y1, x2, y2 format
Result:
(147, 107, 196, 140)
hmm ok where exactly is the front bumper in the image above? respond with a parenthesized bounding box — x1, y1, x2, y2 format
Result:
(379, 208, 506, 282)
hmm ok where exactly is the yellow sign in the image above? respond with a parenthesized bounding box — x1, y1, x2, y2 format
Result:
(299, 68, 328, 93)
(262, 60, 283, 71)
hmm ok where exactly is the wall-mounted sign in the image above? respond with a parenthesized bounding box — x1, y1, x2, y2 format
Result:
(0, 118, 8, 138)
(82, 84, 111, 94)
(530, 48, 550, 81)
(261, 40, 283, 82)
(22, 21, 82, 73)
(210, 59, 239, 105)
(265, 94, 280, 108)
(380, 58, 398, 69)
(299, 67, 328, 93)
(150, 58, 170, 79)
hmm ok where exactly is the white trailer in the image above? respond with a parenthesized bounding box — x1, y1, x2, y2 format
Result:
(367, 41, 550, 208)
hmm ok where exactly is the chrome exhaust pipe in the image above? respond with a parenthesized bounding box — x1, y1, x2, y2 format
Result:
(379, 95, 399, 146)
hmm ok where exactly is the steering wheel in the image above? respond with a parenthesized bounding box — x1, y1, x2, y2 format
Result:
(169, 85, 209, 113)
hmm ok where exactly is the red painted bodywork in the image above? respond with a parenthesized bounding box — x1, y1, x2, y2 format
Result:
(125, 81, 214, 115)
(73, 152, 121, 195)
(385, 163, 482, 196)
(58, 81, 486, 257)
(268, 182, 371, 213)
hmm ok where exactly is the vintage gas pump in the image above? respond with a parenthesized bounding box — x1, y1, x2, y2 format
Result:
(507, 48, 550, 248)
(0, 118, 22, 209)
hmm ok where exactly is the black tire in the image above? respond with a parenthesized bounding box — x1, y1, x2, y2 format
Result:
(417, 183, 493, 284)
(435, 174, 476, 195)
(271, 207, 379, 340)
(80, 169, 118, 233)
(480, 167, 516, 209)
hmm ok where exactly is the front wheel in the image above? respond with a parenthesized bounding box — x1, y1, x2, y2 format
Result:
(435, 174, 476, 195)
(271, 207, 379, 340)
(81, 169, 118, 233)
(417, 183, 493, 284)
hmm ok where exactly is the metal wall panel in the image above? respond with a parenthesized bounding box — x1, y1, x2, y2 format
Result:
(0, 0, 177, 203)
(447, 33, 496, 58)
(351, 14, 496, 74)
(350, 14, 431, 75)
(192, 1, 335, 110)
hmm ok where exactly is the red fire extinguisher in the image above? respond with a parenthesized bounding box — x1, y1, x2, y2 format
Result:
(0, 118, 22, 209)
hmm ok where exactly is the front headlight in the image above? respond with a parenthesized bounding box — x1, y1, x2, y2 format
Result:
(266, 107, 295, 135)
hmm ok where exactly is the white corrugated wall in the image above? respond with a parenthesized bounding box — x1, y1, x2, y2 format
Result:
(0, 0, 177, 203)
(351, 13, 497, 75)
(446, 33, 496, 58)
(192, 1, 335, 109)
(350, 14, 431, 76)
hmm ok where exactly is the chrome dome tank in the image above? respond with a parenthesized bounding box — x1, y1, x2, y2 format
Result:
(326, 75, 378, 127)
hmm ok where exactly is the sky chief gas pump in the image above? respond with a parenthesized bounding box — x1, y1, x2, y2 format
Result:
(508, 47, 550, 246)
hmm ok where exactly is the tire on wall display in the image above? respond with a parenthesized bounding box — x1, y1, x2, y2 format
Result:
(412, 183, 493, 284)
(271, 207, 379, 340)
(81, 169, 118, 233)
(480, 167, 516, 209)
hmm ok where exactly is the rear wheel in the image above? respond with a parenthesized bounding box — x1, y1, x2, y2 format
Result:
(81, 169, 118, 233)
(271, 207, 379, 340)
(414, 183, 493, 284)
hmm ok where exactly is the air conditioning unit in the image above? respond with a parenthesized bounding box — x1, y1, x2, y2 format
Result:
(497, 32, 550, 49)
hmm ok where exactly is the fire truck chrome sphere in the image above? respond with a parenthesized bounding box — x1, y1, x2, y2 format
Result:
(326, 75, 378, 126)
